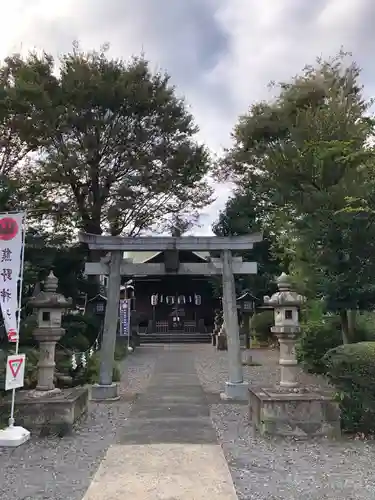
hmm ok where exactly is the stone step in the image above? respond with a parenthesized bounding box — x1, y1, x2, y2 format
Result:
(140, 334, 211, 344)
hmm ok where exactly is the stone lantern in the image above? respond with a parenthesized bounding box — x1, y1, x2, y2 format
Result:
(249, 272, 340, 438)
(264, 273, 304, 388)
(29, 271, 72, 391)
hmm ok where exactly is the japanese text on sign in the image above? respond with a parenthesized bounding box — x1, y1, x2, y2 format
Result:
(0, 214, 24, 343)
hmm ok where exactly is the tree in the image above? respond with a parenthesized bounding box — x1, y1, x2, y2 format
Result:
(220, 52, 375, 342)
(4, 44, 212, 237)
(0, 52, 50, 212)
(23, 228, 94, 305)
(213, 188, 283, 300)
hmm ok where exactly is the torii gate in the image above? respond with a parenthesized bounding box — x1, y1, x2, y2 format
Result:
(79, 232, 263, 401)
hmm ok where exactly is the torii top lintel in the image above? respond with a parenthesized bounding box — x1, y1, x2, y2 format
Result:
(78, 232, 263, 251)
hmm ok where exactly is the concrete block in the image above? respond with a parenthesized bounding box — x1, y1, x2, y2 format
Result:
(249, 386, 341, 439)
(0, 386, 89, 436)
(90, 382, 120, 401)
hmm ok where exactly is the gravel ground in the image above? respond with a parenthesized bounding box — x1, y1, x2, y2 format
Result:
(195, 345, 375, 500)
(0, 346, 158, 500)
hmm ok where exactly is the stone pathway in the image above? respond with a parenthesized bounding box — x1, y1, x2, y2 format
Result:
(83, 345, 238, 499)
(196, 345, 375, 500)
(3, 344, 375, 499)
(0, 346, 156, 500)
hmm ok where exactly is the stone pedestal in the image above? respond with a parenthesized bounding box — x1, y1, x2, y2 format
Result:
(90, 383, 120, 401)
(249, 387, 340, 438)
(0, 387, 89, 436)
(221, 381, 249, 401)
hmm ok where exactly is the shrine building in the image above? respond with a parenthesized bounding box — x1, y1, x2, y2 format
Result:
(115, 248, 220, 342)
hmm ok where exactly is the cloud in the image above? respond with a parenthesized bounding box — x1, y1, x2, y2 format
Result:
(1, 0, 374, 233)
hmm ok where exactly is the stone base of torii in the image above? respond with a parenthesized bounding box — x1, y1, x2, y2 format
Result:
(79, 232, 262, 401)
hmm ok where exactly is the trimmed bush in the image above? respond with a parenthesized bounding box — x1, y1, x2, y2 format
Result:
(250, 310, 274, 342)
(297, 313, 374, 374)
(78, 353, 120, 385)
(355, 312, 375, 342)
(296, 317, 342, 374)
(324, 342, 375, 434)
(61, 313, 100, 351)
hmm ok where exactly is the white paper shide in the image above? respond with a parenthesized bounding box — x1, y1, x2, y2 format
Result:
(0, 213, 24, 343)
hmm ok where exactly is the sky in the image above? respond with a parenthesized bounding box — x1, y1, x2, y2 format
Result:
(1, 0, 375, 234)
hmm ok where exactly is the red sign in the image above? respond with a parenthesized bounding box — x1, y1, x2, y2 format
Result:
(0, 217, 19, 241)
(8, 357, 24, 378)
(7, 328, 18, 343)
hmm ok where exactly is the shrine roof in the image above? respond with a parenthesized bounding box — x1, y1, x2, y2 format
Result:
(123, 250, 210, 263)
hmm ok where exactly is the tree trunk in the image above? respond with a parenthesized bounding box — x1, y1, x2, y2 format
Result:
(340, 309, 350, 344)
(82, 223, 105, 289)
(347, 309, 357, 341)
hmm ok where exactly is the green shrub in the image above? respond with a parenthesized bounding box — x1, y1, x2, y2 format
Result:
(297, 313, 374, 374)
(61, 313, 100, 351)
(296, 317, 343, 374)
(250, 310, 274, 342)
(114, 341, 128, 361)
(354, 312, 375, 342)
(79, 353, 120, 385)
(324, 342, 375, 434)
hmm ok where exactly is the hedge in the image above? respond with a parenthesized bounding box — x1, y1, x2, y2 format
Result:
(297, 314, 373, 375)
(296, 317, 342, 374)
(324, 342, 375, 434)
(250, 310, 274, 342)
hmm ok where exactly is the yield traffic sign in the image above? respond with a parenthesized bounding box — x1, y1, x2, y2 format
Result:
(5, 354, 26, 391)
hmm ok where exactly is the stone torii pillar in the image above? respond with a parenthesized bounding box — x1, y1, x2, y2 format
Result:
(93, 251, 122, 400)
(221, 249, 245, 399)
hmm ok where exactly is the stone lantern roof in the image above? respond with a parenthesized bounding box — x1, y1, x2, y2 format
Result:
(29, 271, 72, 309)
(264, 273, 305, 308)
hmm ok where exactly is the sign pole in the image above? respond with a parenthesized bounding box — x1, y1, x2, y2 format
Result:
(0, 212, 30, 447)
(127, 297, 131, 351)
(9, 212, 26, 428)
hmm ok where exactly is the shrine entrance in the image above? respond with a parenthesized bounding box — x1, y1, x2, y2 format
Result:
(80, 232, 262, 401)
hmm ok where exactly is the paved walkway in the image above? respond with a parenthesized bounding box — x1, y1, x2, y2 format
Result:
(83, 346, 238, 499)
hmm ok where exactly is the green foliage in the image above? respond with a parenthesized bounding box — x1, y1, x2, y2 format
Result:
(297, 316, 343, 373)
(355, 312, 375, 342)
(114, 341, 129, 361)
(220, 50, 375, 315)
(83, 353, 120, 385)
(297, 309, 375, 374)
(18, 314, 38, 347)
(324, 342, 375, 434)
(3, 44, 212, 236)
(250, 310, 274, 341)
(22, 229, 97, 306)
(213, 188, 283, 299)
(61, 313, 100, 351)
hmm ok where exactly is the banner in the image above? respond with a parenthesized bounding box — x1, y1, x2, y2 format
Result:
(0, 213, 24, 343)
(119, 299, 130, 337)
